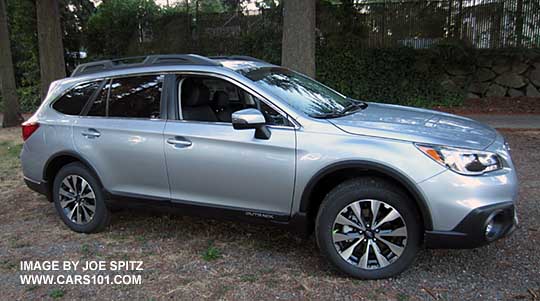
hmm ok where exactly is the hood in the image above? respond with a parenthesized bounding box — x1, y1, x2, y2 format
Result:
(328, 102, 497, 149)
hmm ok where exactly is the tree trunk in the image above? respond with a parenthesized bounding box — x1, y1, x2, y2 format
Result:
(36, 0, 66, 102)
(281, 0, 316, 78)
(0, 0, 22, 127)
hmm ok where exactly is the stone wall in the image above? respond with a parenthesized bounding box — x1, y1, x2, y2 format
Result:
(442, 50, 540, 99)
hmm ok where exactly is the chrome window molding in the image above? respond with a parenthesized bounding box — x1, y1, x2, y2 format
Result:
(76, 115, 165, 122)
(165, 118, 296, 131)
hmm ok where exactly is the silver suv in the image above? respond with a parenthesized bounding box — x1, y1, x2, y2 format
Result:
(21, 54, 518, 279)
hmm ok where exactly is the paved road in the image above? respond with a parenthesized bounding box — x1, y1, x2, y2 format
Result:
(1, 113, 540, 129)
(464, 114, 540, 129)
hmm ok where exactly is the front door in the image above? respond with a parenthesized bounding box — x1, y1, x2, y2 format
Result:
(163, 74, 296, 218)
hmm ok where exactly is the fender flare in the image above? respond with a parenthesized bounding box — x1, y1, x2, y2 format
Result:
(43, 150, 104, 187)
(298, 160, 433, 230)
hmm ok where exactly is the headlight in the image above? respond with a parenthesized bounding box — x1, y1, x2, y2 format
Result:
(415, 144, 502, 175)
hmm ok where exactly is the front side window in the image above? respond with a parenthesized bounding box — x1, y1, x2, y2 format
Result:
(238, 67, 361, 118)
(52, 81, 102, 115)
(179, 75, 291, 126)
(108, 75, 163, 119)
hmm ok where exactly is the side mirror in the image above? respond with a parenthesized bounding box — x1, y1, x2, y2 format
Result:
(232, 108, 271, 140)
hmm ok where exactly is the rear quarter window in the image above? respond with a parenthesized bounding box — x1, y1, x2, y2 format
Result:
(52, 81, 102, 115)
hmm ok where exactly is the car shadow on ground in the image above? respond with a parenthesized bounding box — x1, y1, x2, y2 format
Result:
(98, 202, 514, 280)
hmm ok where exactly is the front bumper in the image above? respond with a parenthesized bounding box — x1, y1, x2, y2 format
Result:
(425, 202, 517, 248)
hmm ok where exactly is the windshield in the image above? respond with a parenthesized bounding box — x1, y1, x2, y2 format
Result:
(238, 67, 360, 117)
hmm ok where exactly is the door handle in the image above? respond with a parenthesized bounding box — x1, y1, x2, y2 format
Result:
(167, 137, 192, 147)
(81, 129, 101, 139)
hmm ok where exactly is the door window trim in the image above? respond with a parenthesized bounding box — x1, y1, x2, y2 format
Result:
(173, 71, 300, 129)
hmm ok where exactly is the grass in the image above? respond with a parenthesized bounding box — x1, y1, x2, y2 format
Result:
(201, 241, 221, 261)
(25, 285, 40, 292)
(396, 292, 410, 301)
(9, 237, 30, 249)
(49, 288, 65, 299)
(0, 259, 17, 271)
(0, 140, 22, 177)
(0, 141, 22, 157)
(81, 244, 91, 256)
(239, 274, 258, 283)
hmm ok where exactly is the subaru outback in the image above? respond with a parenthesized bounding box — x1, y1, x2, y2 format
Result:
(21, 54, 518, 279)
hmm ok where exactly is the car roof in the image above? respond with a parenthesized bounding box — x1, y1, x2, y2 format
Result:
(47, 55, 277, 107)
(69, 54, 275, 79)
(213, 59, 274, 71)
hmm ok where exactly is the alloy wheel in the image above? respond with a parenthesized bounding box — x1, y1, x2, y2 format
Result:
(332, 199, 407, 270)
(58, 174, 96, 225)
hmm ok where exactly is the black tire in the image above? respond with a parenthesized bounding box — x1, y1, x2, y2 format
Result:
(315, 177, 421, 279)
(52, 162, 111, 233)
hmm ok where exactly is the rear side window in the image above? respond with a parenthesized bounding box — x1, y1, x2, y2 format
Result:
(52, 81, 101, 115)
(87, 82, 109, 117)
(108, 75, 163, 119)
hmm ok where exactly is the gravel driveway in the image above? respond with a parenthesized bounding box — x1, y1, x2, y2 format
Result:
(0, 127, 538, 300)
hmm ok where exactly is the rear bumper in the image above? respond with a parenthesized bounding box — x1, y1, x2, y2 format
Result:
(24, 176, 48, 196)
(425, 202, 517, 249)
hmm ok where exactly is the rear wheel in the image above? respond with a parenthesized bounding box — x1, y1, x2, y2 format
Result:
(53, 162, 110, 233)
(315, 177, 421, 279)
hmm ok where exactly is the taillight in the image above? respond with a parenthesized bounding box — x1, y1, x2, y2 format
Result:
(22, 121, 39, 141)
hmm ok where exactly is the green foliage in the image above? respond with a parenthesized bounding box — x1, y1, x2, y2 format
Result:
(201, 241, 221, 261)
(6, 0, 39, 88)
(430, 39, 475, 65)
(198, 0, 227, 13)
(17, 85, 40, 113)
(61, 0, 96, 70)
(239, 10, 282, 64)
(316, 44, 465, 107)
(240, 274, 258, 282)
(49, 288, 65, 299)
(86, 0, 160, 58)
(0, 85, 39, 113)
(0, 141, 22, 160)
(1, 0, 475, 113)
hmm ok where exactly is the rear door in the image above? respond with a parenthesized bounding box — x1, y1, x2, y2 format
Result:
(73, 74, 170, 199)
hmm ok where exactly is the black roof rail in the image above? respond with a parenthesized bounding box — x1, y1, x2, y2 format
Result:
(71, 54, 221, 77)
(209, 55, 268, 63)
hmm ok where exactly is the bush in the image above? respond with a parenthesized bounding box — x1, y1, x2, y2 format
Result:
(18, 85, 40, 113)
(316, 44, 465, 108)
(0, 84, 40, 114)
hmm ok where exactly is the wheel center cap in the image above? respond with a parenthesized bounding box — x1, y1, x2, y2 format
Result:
(365, 231, 374, 239)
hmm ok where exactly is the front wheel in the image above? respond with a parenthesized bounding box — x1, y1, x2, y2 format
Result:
(315, 177, 421, 279)
(52, 162, 111, 233)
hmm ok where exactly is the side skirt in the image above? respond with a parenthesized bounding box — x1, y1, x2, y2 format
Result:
(103, 190, 311, 237)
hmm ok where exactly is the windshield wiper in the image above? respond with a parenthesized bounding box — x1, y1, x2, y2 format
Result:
(312, 112, 345, 119)
(341, 100, 368, 115)
(312, 99, 368, 119)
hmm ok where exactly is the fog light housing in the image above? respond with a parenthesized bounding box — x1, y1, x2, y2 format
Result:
(485, 211, 504, 241)
(485, 221, 496, 240)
